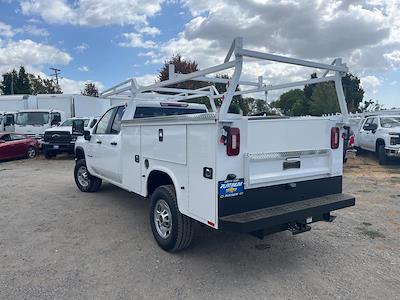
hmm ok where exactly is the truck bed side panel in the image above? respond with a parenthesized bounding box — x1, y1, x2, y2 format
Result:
(187, 124, 217, 224)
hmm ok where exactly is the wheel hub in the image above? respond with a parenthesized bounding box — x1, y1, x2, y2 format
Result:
(154, 199, 172, 239)
(77, 166, 90, 187)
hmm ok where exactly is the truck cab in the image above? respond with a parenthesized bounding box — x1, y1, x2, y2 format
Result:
(14, 109, 66, 140)
(355, 114, 400, 164)
(0, 111, 16, 132)
(43, 116, 98, 159)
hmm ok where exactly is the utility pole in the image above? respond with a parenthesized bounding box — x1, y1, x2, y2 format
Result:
(50, 67, 61, 93)
(10, 71, 14, 95)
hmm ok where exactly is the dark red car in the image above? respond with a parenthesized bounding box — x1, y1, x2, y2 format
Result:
(0, 132, 39, 161)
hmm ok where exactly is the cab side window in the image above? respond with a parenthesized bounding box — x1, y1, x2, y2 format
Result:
(363, 118, 373, 130)
(94, 108, 116, 134)
(110, 106, 125, 134)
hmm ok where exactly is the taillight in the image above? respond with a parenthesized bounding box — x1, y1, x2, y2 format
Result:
(227, 127, 240, 156)
(331, 127, 340, 149)
(348, 135, 355, 147)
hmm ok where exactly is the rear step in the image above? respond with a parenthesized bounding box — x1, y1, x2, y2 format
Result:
(219, 193, 355, 233)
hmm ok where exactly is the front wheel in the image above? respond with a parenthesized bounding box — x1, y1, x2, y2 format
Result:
(378, 145, 388, 165)
(74, 159, 102, 192)
(27, 146, 37, 159)
(150, 185, 195, 252)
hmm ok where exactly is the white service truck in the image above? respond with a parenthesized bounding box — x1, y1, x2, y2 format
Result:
(72, 38, 355, 252)
(354, 113, 400, 165)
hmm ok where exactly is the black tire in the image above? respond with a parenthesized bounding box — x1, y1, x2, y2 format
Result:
(354, 147, 363, 156)
(150, 185, 195, 252)
(44, 149, 54, 159)
(27, 146, 37, 159)
(74, 159, 102, 192)
(378, 144, 388, 165)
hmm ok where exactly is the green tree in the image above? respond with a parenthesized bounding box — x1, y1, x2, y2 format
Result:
(1, 67, 62, 95)
(309, 82, 340, 115)
(1, 67, 31, 94)
(81, 82, 99, 97)
(342, 74, 364, 112)
(271, 89, 305, 116)
(29, 75, 61, 95)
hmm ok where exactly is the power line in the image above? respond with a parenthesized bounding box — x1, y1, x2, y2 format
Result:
(49, 67, 61, 85)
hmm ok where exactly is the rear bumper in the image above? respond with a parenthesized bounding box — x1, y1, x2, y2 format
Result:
(219, 193, 355, 233)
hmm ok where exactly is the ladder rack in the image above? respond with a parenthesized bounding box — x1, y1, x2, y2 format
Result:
(100, 37, 350, 121)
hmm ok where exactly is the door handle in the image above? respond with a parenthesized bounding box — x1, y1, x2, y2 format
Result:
(110, 142, 117, 146)
(96, 140, 102, 144)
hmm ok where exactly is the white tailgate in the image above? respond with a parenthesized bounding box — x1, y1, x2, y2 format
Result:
(245, 118, 341, 188)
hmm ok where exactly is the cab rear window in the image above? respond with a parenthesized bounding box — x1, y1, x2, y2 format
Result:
(134, 107, 206, 119)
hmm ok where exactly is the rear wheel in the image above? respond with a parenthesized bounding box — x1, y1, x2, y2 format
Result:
(74, 159, 102, 192)
(378, 144, 388, 165)
(27, 146, 37, 159)
(150, 185, 195, 252)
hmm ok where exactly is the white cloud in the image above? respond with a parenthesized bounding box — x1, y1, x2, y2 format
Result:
(0, 21, 15, 37)
(135, 74, 157, 86)
(59, 78, 104, 94)
(361, 75, 383, 99)
(153, 0, 399, 76)
(20, 0, 164, 27)
(78, 65, 89, 72)
(119, 33, 156, 48)
(0, 39, 72, 66)
(136, 26, 160, 36)
(15, 24, 50, 37)
(75, 42, 89, 53)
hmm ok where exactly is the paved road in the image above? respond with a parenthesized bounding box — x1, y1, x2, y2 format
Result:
(0, 155, 399, 299)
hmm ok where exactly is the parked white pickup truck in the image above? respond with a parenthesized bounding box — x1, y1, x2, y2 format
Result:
(354, 114, 400, 165)
(42, 117, 98, 159)
(72, 37, 355, 252)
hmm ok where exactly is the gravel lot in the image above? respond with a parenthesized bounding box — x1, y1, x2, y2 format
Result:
(0, 154, 399, 299)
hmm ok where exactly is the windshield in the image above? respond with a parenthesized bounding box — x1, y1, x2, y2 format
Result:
(16, 112, 50, 126)
(381, 117, 400, 128)
(61, 119, 89, 127)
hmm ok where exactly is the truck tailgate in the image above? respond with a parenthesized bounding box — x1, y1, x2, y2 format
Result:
(245, 118, 341, 188)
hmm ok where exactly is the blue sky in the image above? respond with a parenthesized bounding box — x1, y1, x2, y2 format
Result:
(0, 0, 399, 108)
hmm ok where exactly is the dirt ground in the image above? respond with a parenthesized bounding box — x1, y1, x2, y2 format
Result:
(0, 153, 399, 299)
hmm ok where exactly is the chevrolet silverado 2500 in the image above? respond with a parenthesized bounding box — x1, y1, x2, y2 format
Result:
(43, 117, 97, 158)
(72, 37, 355, 252)
(354, 113, 400, 165)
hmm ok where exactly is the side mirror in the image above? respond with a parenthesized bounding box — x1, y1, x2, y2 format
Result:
(370, 123, 378, 133)
(72, 119, 85, 136)
(84, 130, 91, 141)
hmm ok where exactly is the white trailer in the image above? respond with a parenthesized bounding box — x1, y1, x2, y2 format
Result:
(0, 95, 36, 111)
(72, 37, 355, 252)
(36, 94, 110, 118)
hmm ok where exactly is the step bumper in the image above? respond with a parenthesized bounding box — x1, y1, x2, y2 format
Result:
(219, 193, 355, 233)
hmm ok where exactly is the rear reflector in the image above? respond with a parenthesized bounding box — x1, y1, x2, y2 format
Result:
(227, 127, 240, 156)
(331, 127, 340, 149)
